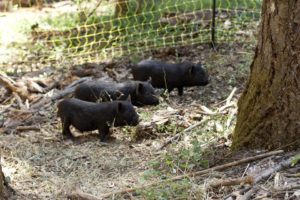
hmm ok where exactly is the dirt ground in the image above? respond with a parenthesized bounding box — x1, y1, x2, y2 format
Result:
(0, 41, 248, 199)
(1, 42, 300, 200)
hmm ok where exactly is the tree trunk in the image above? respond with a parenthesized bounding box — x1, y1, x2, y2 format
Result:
(0, 162, 8, 199)
(232, 0, 300, 150)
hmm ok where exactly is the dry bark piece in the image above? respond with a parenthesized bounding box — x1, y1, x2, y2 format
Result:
(210, 175, 254, 188)
(0, 71, 31, 101)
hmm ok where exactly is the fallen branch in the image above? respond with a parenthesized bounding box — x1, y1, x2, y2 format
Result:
(100, 150, 283, 199)
(224, 155, 295, 200)
(68, 186, 102, 200)
(157, 118, 209, 150)
(218, 103, 235, 113)
(30, 77, 91, 110)
(210, 175, 254, 188)
(87, 0, 104, 18)
(254, 156, 293, 183)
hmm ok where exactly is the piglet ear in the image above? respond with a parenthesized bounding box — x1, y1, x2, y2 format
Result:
(116, 102, 123, 113)
(147, 76, 152, 83)
(188, 65, 195, 74)
(126, 94, 132, 102)
(136, 83, 143, 95)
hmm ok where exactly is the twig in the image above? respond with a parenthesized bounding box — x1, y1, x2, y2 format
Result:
(68, 186, 102, 200)
(218, 103, 235, 113)
(16, 125, 40, 131)
(30, 77, 91, 110)
(212, 87, 238, 108)
(254, 156, 293, 183)
(225, 155, 295, 200)
(239, 186, 259, 200)
(193, 102, 235, 116)
(222, 187, 251, 200)
(157, 118, 209, 150)
(87, 0, 104, 18)
(212, 99, 227, 107)
(274, 184, 300, 191)
(198, 104, 215, 114)
(100, 150, 283, 199)
(197, 111, 225, 115)
(283, 173, 300, 177)
(226, 87, 237, 105)
(13, 92, 25, 110)
(242, 163, 250, 178)
(65, 76, 91, 90)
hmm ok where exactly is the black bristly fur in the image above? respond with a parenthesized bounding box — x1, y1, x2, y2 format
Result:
(57, 98, 139, 141)
(131, 60, 209, 95)
(74, 81, 159, 106)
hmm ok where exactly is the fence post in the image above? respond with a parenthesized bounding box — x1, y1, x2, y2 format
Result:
(211, 0, 216, 46)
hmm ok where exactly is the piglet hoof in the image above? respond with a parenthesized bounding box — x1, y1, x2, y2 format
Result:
(99, 134, 107, 142)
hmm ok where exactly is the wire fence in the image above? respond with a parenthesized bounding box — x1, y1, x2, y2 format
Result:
(0, 0, 262, 70)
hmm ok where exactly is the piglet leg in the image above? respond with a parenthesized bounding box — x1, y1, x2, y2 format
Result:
(98, 125, 109, 142)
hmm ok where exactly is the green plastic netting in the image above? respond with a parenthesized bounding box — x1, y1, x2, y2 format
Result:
(0, 0, 262, 69)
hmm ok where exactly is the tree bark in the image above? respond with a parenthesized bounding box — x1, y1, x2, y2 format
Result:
(232, 0, 300, 150)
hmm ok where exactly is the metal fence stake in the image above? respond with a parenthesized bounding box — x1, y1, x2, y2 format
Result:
(211, 0, 216, 46)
